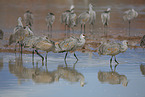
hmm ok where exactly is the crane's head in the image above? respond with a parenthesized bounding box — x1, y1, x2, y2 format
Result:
(122, 40, 128, 45)
(18, 17, 23, 27)
(107, 8, 111, 11)
(131, 9, 135, 11)
(70, 5, 75, 12)
(80, 33, 85, 39)
(89, 4, 93, 8)
(18, 17, 22, 21)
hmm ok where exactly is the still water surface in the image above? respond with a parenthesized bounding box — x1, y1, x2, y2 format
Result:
(0, 0, 145, 97)
(0, 48, 145, 97)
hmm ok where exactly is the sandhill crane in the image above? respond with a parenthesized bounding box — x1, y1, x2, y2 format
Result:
(67, 11, 77, 33)
(13, 17, 23, 33)
(54, 34, 86, 61)
(98, 40, 128, 64)
(101, 8, 111, 36)
(140, 35, 145, 47)
(123, 9, 138, 36)
(61, 5, 75, 31)
(45, 12, 55, 38)
(24, 10, 33, 28)
(77, 11, 90, 33)
(9, 17, 34, 53)
(57, 65, 85, 87)
(88, 4, 96, 32)
(23, 35, 55, 63)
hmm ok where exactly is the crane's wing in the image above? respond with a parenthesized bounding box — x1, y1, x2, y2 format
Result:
(57, 37, 77, 52)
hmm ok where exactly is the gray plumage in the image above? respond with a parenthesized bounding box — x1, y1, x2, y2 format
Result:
(45, 12, 55, 32)
(9, 17, 34, 53)
(77, 11, 90, 33)
(123, 9, 138, 36)
(23, 35, 55, 62)
(101, 8, 111, 26)
(61, 5, 75, 31)
(140, 35, 145, 47)
(123, 9, 138, 21)
(101, 8, 111, 36)
(88, 4, 96, 25)
(54, 34, 86, 60)
(68, 12, 77, 30)
(98, 40, 128, 64)
(24, 10, 33, 28)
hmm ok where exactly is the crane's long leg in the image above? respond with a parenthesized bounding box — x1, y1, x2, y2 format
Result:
(20, 43, 23, 54)
(110, 56, 113, 71)
(128, 21, 131, 36)
(114, 56, 119, 64)
(84, 24, 86, 34)
(64, 52, 68, 61)
(103, 25, 106, 36)
(45, 52, 48, 65)
(15, 43, 17, 52)
(74, 53, 78, 60)
(32, 50, 34, 66)
(81, 24, 82, 33)
(35, 50, 44, 61)
(110, 56, 113, 65)
(47, 26, 49, 32)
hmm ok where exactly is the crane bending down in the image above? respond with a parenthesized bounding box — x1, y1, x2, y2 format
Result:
(101, 8, 111, 36)
(98, 40, 128, 65)
(54, 34, 86, 61)
(23, 36, 55, 62)
(45, 12, 55, 38)
(24, 10, 33, 29)
(123, 9, 138, 36)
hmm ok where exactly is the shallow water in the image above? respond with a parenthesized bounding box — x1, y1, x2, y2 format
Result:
(0, 48, 145, 97)
(0, 0, 145, 97)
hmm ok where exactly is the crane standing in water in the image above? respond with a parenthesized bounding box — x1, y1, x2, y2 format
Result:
(98, 40, 128, 65)
(123, 9, 138, 36)
(54, 34, 86, 61)
(24, 10, 33, 29)
(101, 8, 111, 36)
(23, 35, 55, 64)
(45, 12, 55, 38)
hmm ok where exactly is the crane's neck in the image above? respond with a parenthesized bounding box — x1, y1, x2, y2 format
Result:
(121, 41, 128, 52)
(89, 6, 93, 13)
(78, 36, 85, 46)
(18, 19, 23, 27)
